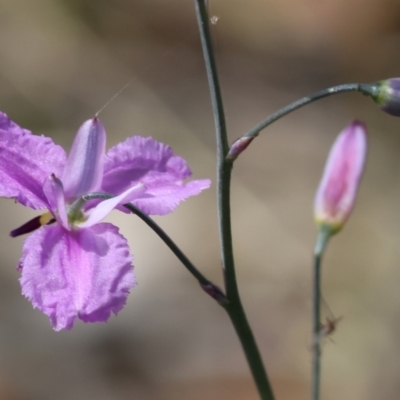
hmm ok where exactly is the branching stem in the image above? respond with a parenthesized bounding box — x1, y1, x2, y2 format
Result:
(243, 83, 372, 141)
(194, 1, 275, 399)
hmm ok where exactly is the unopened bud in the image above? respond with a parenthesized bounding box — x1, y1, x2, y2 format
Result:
(227, 136, 254, 160)
(200, 283, 228, 305)
(362, 79, 400, 117)
(314, 121, 367, 236)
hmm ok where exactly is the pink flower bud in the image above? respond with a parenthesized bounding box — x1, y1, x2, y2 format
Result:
(314, 121, 367, 234)
(227, 136, 254, 160)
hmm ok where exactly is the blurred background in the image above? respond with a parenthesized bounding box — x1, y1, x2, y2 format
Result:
(0, 0, 400, 399)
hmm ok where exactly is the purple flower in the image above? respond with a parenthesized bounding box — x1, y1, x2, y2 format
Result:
(314, 121, 367, 235)
(0, 112, 210, 330)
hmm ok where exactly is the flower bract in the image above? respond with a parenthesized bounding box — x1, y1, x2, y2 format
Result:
(0, 112, 210, 330)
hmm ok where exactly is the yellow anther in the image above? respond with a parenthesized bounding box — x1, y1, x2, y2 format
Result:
(39, 212, 53, 226)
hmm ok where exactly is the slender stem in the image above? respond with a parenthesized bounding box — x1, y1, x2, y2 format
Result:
(123, 203, 214, 287)
(311, 228, 330, 400)
(82, 192, 223, 298)
(194, 1, 275, 399)
(194, 0, 229, 156)
(193, 0, 233, 299)
(244, 83, 372, 141)
(226, 298, 274, 399)
(193, 0, 233, 293)
(312, 252, 322, 400)
(218, 162, 236, 296)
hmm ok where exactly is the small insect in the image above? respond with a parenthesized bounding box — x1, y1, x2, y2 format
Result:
(318, 297, 343, 343)
(318, 315, 343, 342)
(309, 297, 343, 352)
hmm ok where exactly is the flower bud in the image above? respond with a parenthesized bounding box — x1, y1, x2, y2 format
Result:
(314, 121, 367, 235)
(200, 283, 228, 305)
(227, 136, 254, 160)
(362, 79, 400, 117)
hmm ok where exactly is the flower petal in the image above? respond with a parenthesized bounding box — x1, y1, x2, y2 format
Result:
(19, 223, 135, 331)
(102, 136, 192, 195)
(0, 112, 66, 209)
(62, 118, 106, 199)
(132, 179, 211, 215)
(43, 174, 69, 229)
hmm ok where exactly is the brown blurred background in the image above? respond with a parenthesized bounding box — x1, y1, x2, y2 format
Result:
(0, 0, 400, 399)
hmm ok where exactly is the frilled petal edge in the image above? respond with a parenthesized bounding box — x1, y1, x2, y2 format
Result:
(102, 136, 192, 195)
(131, 179, 211, 215)
(0, 112, 66, 209)
(19, 223, 135, 331)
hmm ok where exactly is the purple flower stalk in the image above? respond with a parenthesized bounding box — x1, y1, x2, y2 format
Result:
(314, 121, 367, 236)
(0, 112, 210, 330)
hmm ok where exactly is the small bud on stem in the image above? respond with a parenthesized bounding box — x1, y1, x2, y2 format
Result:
(226, 136, 255, 160)
(361, 79, 400, 117)
(200, 283, 228, 305)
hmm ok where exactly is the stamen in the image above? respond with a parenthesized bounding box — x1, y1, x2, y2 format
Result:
(81, 192, 114, 201)
(68, 192, 114, 213)
(67, 192, 114, 224)
(10, 212, 55, 237)
(39, 212, 54, 225)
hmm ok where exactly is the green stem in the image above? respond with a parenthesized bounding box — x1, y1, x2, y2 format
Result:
(82, 192, 224, 301)
(193, 0, 228, 156)
(312, 252, 322, 400)
(312, 228, 330, 400)
(194, 1, 275, 399)
(123, 203, 216, 288)
(243, 83, 372, 141)
(226, 296, 275, 400)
